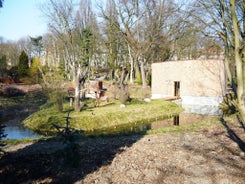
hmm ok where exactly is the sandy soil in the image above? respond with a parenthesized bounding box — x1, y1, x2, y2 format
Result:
(0, 118, 245, 184)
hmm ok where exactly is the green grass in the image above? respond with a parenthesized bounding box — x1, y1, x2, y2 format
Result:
(24, 99, 184, 136)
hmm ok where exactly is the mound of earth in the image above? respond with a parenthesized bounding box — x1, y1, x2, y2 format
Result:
(0, 84, 42, 97)
(0, 118, 244, 184)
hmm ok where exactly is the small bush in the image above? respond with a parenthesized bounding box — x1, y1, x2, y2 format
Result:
(134, 74, 142, 85)
(219, 93, 237, 115)
(118, 84, 129, 104)
(3, 87, 25, 97)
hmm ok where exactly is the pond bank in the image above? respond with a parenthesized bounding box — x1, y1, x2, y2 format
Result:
(0, 84, 46, 139)
(24, 99, 184, 136)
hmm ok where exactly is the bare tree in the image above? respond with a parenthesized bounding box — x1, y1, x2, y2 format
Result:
(42, 0, 93, 111)
(99, 0, 126, 80)
(99, 0, 189, 88)
(0, 41, 20, 67)
(75, 0, 100, 79)
(197, 0, 245, 122)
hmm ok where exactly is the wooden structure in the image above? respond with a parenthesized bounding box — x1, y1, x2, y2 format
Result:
(67, 80, 109, 107)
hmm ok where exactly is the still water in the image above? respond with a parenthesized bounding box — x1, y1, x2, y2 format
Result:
(4, 126, 40, 139)
(84, 113, 217, 136)
(2, 115, 40, 139)
(1, 104, 220, 139)
(0, 91, 46, 140)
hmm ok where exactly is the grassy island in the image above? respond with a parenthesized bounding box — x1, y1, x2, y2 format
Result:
(24, 99, 184, 136)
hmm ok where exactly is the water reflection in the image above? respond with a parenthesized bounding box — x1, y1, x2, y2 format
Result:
(4, 126, 40, 139)
(173, 116, 179, 126)
(84, 113, 217, 136)
(1, 91, 46, 140)
(151, 113, 216, 129)
(3, 112, 216, 138)
(2, 116, 40, 140)
(1, 102, 220, 139)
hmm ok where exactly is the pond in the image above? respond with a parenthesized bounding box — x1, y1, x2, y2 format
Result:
(84, 112, 218, 136)
(1, 100, 220, 139)
(0, 91, 47, 140)
(84, 102, 221, 136)
(1, 110, 218, 140)
(1, 113, 40, 140)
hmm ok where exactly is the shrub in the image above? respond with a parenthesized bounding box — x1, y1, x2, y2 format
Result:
(219, 92, 237, 115)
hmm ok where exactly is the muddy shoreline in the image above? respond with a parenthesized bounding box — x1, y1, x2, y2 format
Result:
(0, 84, 46, 139)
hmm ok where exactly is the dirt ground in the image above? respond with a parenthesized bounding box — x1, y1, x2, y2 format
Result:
(0, 118, 245, 184)
(0, 84, 245, 183)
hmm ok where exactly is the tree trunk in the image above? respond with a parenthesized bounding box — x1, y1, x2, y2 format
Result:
(57, 96, 63, 112)
(74, 68, 81, 112)
(74, 84, 81, 112)
(140, 60, 147, 88)
(128, 44, 134, 84)
(224, 57, 232, 85)
(230, 0, 245, 122)
(134, 57, 140, 81)
(234, 53, 245, 121)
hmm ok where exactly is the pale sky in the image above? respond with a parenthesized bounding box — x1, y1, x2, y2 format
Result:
(0, 0, 48, 41)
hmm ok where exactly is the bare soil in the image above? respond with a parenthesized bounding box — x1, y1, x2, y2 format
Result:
(0, 119, 245, 184)
(0, 83, 42, 97)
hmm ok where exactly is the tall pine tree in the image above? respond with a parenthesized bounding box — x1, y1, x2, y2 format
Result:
(0, 55, 7, 77)
(18, 50, 29, 77)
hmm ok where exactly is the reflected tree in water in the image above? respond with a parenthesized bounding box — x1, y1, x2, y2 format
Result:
(0, 123, 6, 152)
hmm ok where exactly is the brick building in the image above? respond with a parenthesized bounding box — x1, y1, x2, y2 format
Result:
(151, 59, 226, 115)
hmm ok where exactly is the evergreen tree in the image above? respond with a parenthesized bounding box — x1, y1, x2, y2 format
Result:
(30, 36, 43, 57)
(0, 55, 7, 77)
(18, 50, 29, 77)
(29, 57, 41, 83)
(8, 66, 19, 79)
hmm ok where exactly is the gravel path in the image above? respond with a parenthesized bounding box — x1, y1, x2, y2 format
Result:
(81, 127, 245, 184)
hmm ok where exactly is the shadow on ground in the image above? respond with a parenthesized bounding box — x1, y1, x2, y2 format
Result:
(220, 115, 245, 153)
(154, 116, 245, 183)
(0, 134, 143, 184)
(0, 87, 144, 183)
